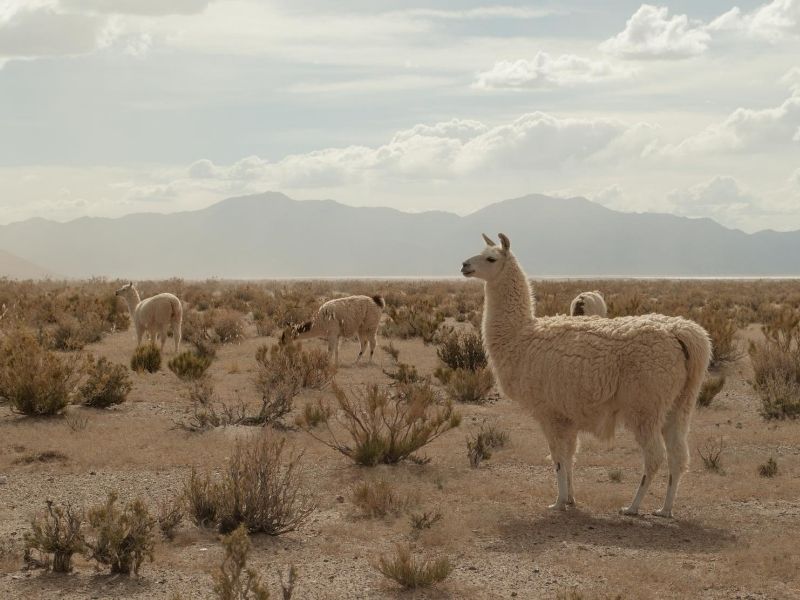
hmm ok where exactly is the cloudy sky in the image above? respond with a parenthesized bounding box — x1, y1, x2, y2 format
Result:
(1, 0, 799, 232)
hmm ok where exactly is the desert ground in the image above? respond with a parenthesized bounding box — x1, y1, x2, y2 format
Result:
(1, 278, 800, 599)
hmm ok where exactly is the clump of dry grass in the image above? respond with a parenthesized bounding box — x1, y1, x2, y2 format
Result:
(409, 510, 443, 531)
(695, 306, 741, 367)
(300, 382, 460, 466)
(698, 437, 725, 473)
(697, 374, 726, 408)
(436, 329, 487, 372)
(130, 344, 162, 373)
(443, 367, 494, 404)
(183, 436, 315, 536)
(213, 310, 245, 344)
(759, 457, 778, 478)
(213, 525, 271, 600)
(608, 468, 623, 483)
(466, 423, 509, 468)
(157, 498, 184, 541)
(352, 480, 410, 518)
(381, 306, 444, 343)
(749, 311, 800, 419)
(374, 544, 452, 589)
(0, 328, 82, 416)
(384, 362, 422, 385)
(24, 501, 85, 573)
(78, 355, 132, 408)
(86, 492, 155, 575)
(168, 351, 212, 381)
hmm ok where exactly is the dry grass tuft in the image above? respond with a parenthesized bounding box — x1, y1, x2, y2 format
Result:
(86, 491, 155, 575)
(698, 437, 725, 473)
(352, 480, 410, 518)
(24, 501, 85, 573)
(130, 344, 162, 373)
(759, 457, 778, 478)
(697, 374, 726, 408)
(157, 498, 184, 541)
(168, 351, 212, 381)
(374, 544, 452, 589)
(79, 355, 132, 408)
(212, 525, 270, 600)
(467, 423, 509, 468)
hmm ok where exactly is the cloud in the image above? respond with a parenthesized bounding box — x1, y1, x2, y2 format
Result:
(0, 2, 106, 59)
(666, 176, 771, 230)
(708, 0, 800, 41)
(600, 4, 710, 59)
(663, 75, 800, 155)
(395, 7, 557, 20)
(474, 52, 631, 89)
(60, 0, 212, 16)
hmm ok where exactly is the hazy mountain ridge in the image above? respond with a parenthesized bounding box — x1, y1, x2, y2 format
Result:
(1, 192, 799, 278)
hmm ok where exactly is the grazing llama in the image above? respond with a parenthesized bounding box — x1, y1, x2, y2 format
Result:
(461, 234, 710, 517)
(115, 282, 183, 353)
(281, 294, 385, 366)
(570, 291, 607, 317)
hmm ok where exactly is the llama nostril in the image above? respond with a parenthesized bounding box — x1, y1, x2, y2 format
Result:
(462, 262, 470, 268)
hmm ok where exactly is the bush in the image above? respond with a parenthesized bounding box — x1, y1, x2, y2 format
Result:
(749, 329, 800, 419)
(214, 311, 245, 344)
(157, 498, 184, 541)
(301, 382, 461, 466)
(697, 374, 725, 408)
(24, 501, 85, 573)
(698, 437, 725, 473)
(0, 329, 82, 416)
(436, 330, 486, 372)
(78, 355, 132, 408)
(375, 544, 452, 589)
(352, 480, 409, 518)
(759, 457, 778, 478)
(184, 469, 218, 527)
(49, 314, 105, 351)
(381, 307, 444, 343)
(213, 525, 271, 600)
(409, 510, 443, 531)
(253, 343, 333, 425)
(86, 492, 155, 575)
(168, 351, 212, 381)
(695, 307, 741, 367)
(444, 367, 494, 404)
(130, 344, 161, 373)
(467, 424, 509, 468)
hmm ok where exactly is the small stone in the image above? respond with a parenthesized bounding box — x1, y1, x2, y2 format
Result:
(0, 475, 8, 485)
(336, 495, 344, 503)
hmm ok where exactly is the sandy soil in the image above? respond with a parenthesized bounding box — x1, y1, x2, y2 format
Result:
(1, 324, 799, 600)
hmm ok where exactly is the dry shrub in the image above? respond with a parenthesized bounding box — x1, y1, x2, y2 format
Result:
(467, 423, 509, 468)
(436, 330, 486, 372)
(213, 525, 270, 600)
(253, 343, 333, 425)
(694, 307, 741, 366)
(214, 310, 245, 344)
(295, 401, 330, 429)
(130, 344, 161, 373)
(697, 374, 725, 408)
(375, 544, 452, 589)
(443, 367, 494, 404)
(698, 437, 725, 473)
(79, 355, 132, 408)
(759, 457, 778, 478)
(86, 492, 155, 575)
(384, 362, 421, 385)
(301, 383, 460, 466)
(409, 510, 443, 531)
(0, 328, 81, 416)
(352, 480, 410, 518)
(749, 325, 800, 419)
(381, 306, 444, 343)
(168, 351, 212, 381)
(184, 436, 315, 536)
(157, 498, 184, 541)
(24, 501, 85, 573)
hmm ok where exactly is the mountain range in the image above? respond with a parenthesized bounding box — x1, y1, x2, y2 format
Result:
(1, 192, 799, 279)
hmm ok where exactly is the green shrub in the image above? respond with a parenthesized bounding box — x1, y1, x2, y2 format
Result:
(86, 492, 155, 575)
(375, 544, 452, 589)
(168, 351, 212, 381)
(0, 329, 81, 416)
(130, 344, 161, 373)
(78, 356, 132, 408)
(24, 501, 85, 573)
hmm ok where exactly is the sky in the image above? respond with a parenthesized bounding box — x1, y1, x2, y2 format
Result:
(0, 0, 799, 233)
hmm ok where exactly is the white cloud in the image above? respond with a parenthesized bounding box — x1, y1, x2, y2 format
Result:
(394, 6, 556, 20)
(600, 4, 710, 59)
(663, 76, 800, 155)
(474, 52, 631, 89)
(60, 0, 212, 16)
(708, 0, 800, 41)
(668, 176, 762, 221)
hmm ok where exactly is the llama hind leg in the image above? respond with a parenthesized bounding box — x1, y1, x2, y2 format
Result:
(368, 333, 377, 364)
(355, 335, 367, 364)
(621, 429, 665, 516)
(564, 432, 578, 506)
(544, 430, 572, 511)
(654, 409, 691, 518)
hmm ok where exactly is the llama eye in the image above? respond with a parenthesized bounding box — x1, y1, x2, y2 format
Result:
(486, 257, 497, 263)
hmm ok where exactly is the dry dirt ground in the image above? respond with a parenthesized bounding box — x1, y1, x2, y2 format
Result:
(1, 321, 799, 600)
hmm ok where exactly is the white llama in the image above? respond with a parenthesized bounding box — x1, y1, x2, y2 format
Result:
(461, 234, 710, 517)
(115, 282, 183, 353)
(281, 294, 385, 366)
(570, 291, 607, 317)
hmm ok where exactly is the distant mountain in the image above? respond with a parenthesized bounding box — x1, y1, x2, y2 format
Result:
(1, 192, 799, 278)
(0, 249, 57, 280)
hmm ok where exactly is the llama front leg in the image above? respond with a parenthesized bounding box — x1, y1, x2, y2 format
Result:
(355, 335, 367, 364)
(564, 431, 578, 506)
(545, 435, 570, 511)
(368, 333, 377, 364)
(621, 431, 665, 516)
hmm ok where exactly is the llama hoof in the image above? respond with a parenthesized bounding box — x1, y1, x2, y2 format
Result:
(548, 501, 567, 511)
(652, 508, 673, 519)
(619, 506, 639, 516)
(566, 498, 576, 506)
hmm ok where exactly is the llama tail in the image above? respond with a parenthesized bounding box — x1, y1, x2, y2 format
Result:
(371, 294, 386, 309)
(673, 320, 712, 416)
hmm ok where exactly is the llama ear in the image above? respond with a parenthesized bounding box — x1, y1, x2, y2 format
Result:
(482, 233, 496, 247)
(498, 233, 510, 251)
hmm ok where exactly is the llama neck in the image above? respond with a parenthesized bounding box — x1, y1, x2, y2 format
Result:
(123, 291, 141, 314)
(482, 254, 535, 353)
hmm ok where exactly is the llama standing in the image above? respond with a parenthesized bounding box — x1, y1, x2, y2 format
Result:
(570, 291, 607, 317)
(461, 234, 710, 517)
(281, 294, 385, 366)
(115, 282, 183, 353)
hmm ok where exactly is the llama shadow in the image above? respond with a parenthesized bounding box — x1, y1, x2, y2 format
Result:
(494, 509, 735, 557)
(13, 570, 154, 598)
